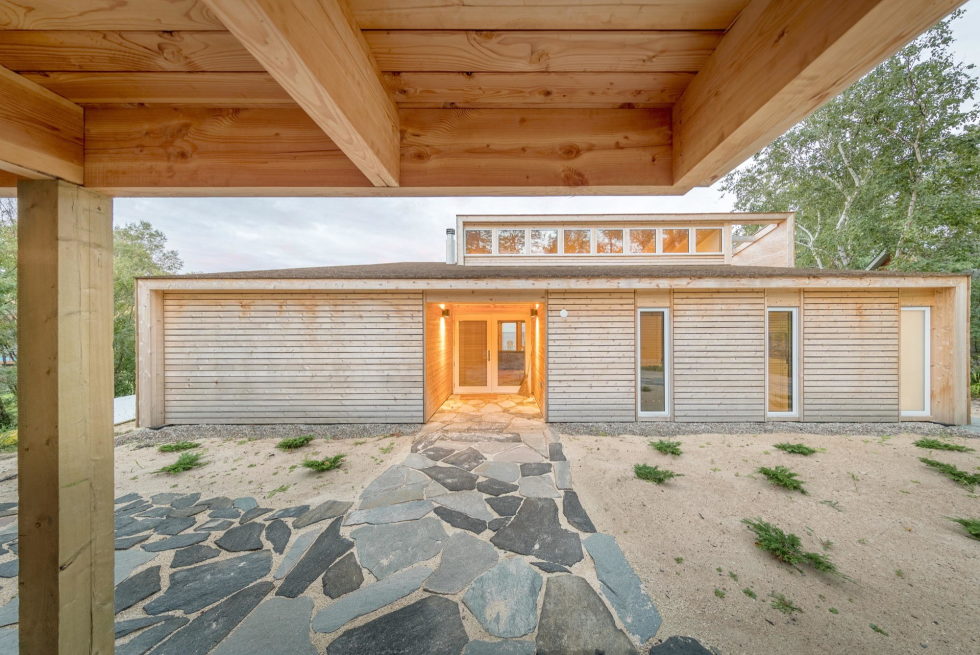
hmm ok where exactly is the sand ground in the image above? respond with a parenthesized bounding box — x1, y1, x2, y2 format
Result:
(563, 430, 980, 655)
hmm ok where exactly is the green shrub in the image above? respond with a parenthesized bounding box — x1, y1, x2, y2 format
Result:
(773, 442, 817, 456)
(277, 435, 315, 450)
(158, 452, 204, 474)
(650, 439, 682, 456)
(0, 430, 16, 453)
(158, 441, 199, 453)
(913, 438, 974, 453)
(634, 464, 682, 484)
(919, 458, 980, 489)
(742, 518, 838, 575)
(757, 465, 807, 494)
(303, 454, 345, 472)
(947, 517, 980, 540)
(770, 593, 802, 614)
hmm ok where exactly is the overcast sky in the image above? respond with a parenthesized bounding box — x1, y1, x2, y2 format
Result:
(115, 3, 980, 274)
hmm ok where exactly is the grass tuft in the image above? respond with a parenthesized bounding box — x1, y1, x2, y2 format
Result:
(303, 454, 345, 472)
(914, 438, 974, 453)
(158, 452, 204, 474)
(650, 439, 682, 456)
(634, 464, 682, 484)
(742, 518, 838, 575)
(919, 458, 980, 489)
(947, 517, 980, 540)
(742, 588, 757, 599)
(277, 435, 315, 450)
(158, 441, 199, 453)
(757, 465, 807, 494)
(769, 593, 802, 614)
(773, 442, 817, 456)
(870, 624, 889, 636)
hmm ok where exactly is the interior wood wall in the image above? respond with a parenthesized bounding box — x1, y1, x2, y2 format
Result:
(161, 291, 424, 423)
(424, 302, 453, 420)
(546, 290, 635, 421)
(532, 311, 547, 418)
(802, 289, 900, 422)
(672, 290, 766, 421)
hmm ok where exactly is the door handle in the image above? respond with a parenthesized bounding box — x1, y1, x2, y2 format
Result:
(487, 349, 491, 362)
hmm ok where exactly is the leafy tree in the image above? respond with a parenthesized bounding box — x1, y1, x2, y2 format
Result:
(721, 14, 980, 365)
(0, 199, 15, 428)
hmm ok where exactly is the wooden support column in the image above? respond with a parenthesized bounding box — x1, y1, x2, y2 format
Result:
(17, 180, 114, 654)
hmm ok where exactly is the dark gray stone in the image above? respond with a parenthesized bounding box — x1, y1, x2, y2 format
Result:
(322, 551, 364, 599)
(434, 490, 494, 521)
(358, 466, 430, 510)
(151, 493, 182, 505)
(239, 507, 272, 524)
(548, 442, 566, 462)
(536, 575, 637, 655)
(274, 530, 318, 580)
(115, 515, 136, 530)
(210, 596, 316, 655)
(313, 565, 433, 633)
(149, 581, 272, 655)
(0, 560, 17, 578)
(268, 505, 309, 520)
(584, 533, 662, 643)
(531, 561, 569, 574)
(170, 493, 201, 509)
(115, 493, 141, 504)
(115, 549, 156, 584)
(490, 498, 582, 566)
(137, 506, 172, 518)
(562, 491, 596, 533)
(117, 617, 188, 655)
(144, 551, 272, 614)
(464, 640, 535, 655)
(154, 516, 195, 536)
(209, 508, 241, 519)
(326, 596, 467, 655)
(171, 544, 219, 568)
(520, 462, 552, 476)
(116, 518, 164, 537)
(487, 517, 509, 531)
(116, 499, 148, 515)
(115, 566, 160, 613)
(433, 506, 486, 534)
(487, 495, 523, 517)
(421, 446, 455, 461)
(649, 636, 714, 655)
(114, 615, 168, 639)
(115, 534, 150, 550)
(421, 466, 478, 491)
(353, 517, 445, 579)
(196, 519, 234, 532)
(463, 558, 542, 638)
(265, 519, 290, 554)
(141, 532, 208, 552)
(343, 500, 433, 526)
(199, 496, 233, 509)
(168, 504, 208, 518)
(293, 500, 352, 529)
(424, 532, 497, 595)
(442, 447, 486, 471)
(215, 522, 265, 552)
(277, 517, 352, 598)
(477, 477, 518, 496)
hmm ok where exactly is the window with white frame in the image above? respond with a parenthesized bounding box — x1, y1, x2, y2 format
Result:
(462, 225, 726, 256)
(766, 307, 798, 416)
(900, 307, 931, 417)
(638, 308, 669, 416)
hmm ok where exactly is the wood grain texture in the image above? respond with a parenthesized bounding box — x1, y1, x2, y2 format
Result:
(0, 65, 83, 181)
(424, 302, 454, 420)
(673, 0, 967, 187)
(365, 30, 721, 72)
(0, 0, 224, 29)
(204, 0, 401, 186)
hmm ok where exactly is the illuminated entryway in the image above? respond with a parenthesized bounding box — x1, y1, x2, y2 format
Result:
(455, 315, 527, 393)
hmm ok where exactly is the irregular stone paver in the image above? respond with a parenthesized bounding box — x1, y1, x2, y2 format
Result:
(209, 508, 241, 519)
(473, 461, 521, 483)
(313, 564, 433, 633)
(421, 446, 456, 461)
(343, 499, 434, 526)
(115, 534, 150, 550)
(239, 507, 271, 524)
(154, 516, 195, 536)
(116, 499, 150, 516)
(517, 474, 561, 499)
(322, 551, 363, 599)
(402, 453, 435, 469)
(531, 561, 570, 574)
(434, 506, 487, 534)
(141, 532, 208, 552)
(494, 445, 544, 463)
(115, 565, 161, 613)
(277, 517, 352, 597)
(273, 529, 318, 580)
(200, 496, 233, 509)
(115, 615, 169, 639)
(548, 443, 566, 462)
(434, 490, 494, 521)
(649, 636, 714, 654)
(584, 533, 662, 643)
(170, 493, 200, 509)
(169, 505, 208, 518)
(464, 641, 536, 655)
(359, 466, 430, 510)
(488, 517, 509, 531)
(210, 596, 316, 655)
(149, 581, 272, 655)
(268, 505, 309, 520)
(425, 532, 498, 595)
(487, 495, 523, 517)
(116, 515, 136, 530)
(116, 493, 141, 504)
(195, 519, 233, 532)
(421, 466, 478, 491)
(144, 551, 272, 614)
(490, 498, 582, 566)
(117, 616, 188, 655)
(562, 490, 596, 533)
(536, 575, 637, 655)
(520, 462, 552, 476)
(553, 461, 572, 490)
(325, 595, 467, 655)
(151, 493, 182, 505)
(115, 549, 156, 583)
(476, 477, 518, 496)
(233, 497, 258, 511)
(265, 519, 290, 554)
(463, 558, 542, 638)
(216, 522, 265, 552)
(138, 507, 172, 518)
(294, 500, 351, 528)
(0, 598, 17, 628)
(171, 544, 219, 568)
(116, 518, 165, 537)
(353, 516, 446, 579)
(442, 447, 486, 471)
(0, 560, 16, 579)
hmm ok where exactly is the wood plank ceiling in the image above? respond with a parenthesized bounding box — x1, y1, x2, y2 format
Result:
(0, 0, 966, 196)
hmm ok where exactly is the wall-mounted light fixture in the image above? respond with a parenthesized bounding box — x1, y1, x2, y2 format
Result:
(559, 309, 568, 318)
(530, 308, 538, 317)
(441, 308, 450, 318)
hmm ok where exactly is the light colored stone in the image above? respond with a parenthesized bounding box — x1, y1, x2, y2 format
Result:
(434, 491, 495, 522)
(463, 558, 542, 638)
(518, 475, 561, 499)
(210, 596, 317, 655)
(553, 461, 572, 490)
(358, 466, 431, 510)
(115, 548, 156, 584)
(402, 453, 436, 469)
(473, 461, 521, 483)
(353, 517, 446, 579)
(494, 445, 545, 464)
(536, 575, 637, 655)
(273, 529, 318, 579)
(584, 533, 662, 643)
(424, 532, 498, 594)
(344, 500, 434, 526)
(521, 432, 549, 457)
(312, 565, 433, 633)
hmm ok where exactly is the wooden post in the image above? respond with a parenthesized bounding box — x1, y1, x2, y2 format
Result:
(17, 179, 114, 653)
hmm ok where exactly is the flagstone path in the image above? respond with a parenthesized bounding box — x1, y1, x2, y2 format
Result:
(0, 395, 712, 654)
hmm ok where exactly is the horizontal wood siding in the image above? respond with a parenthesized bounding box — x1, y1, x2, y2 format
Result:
(547, 291, 634, 421)
(672, 290, 766, 421)
(802, 290, 899, 422)
(424, 302, 453, 420)
(162, 292, 424, 423)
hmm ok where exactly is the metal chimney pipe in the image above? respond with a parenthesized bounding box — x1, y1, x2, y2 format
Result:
(445, 228, 457, 265)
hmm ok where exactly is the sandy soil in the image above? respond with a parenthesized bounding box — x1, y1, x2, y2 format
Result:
(563, 430, 980, 655)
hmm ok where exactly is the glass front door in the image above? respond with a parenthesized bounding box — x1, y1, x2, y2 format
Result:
(455, 317, 527, 393)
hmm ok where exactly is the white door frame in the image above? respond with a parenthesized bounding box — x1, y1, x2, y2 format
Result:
(453, 313, 528, 393)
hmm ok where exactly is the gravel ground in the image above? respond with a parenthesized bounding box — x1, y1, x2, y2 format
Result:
(116, 423, 423, 448)
(556, 420, 977, 438)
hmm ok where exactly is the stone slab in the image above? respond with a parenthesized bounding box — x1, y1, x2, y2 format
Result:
(313, 564, 433, 634)
(553, 461, 572, 490)
(277, 517, 352, 598)
(115, 565, 161, 613)
(171, 544, 219, 568)
(401, 453, 435, 469)
(488, 517, 510, 531)
(151, 493, 182, 505)
(344, 500, 434, 526)
(273, 529, 318, 580)
(325, 595, 468, 655)
(268, 505, 309, 520)
(424, 532, 498, 595)
(442, 447, 486, 471)
(117, 617, 188, 655)
(531, 561, 570, 574)
(239, 507, 272, 524)
(169, 505, 208, 518)
(473, 461, 521, 483)
(490, 498, 582, 566)
(196, 519, 234, 532)
(0, 560, 17, 578)
(477, 477, 519, 496)
(115, 493, 141, 504)
(464, 641, 536, 655)
(353, 517, 446, 579)
(548, 443, 566, 462)
(487, 495, 523, 517)
(322, 551, 364, 599)
(209, 508, 241, 519)
(141, 532, 208, 552)
(584, 533, 662, 643)
(170, 493, 201, 509)
(294, 500, 352, 528)
(562, 491, 596, 533)
(265, 519, 291, 554)
(216, 522, 265, 552)
(463, 558, 542, 638)
(433, 490, 494, 521)
(144, 551, 272, 614)
(421, 446, 456, 461)
(115, 534, 150, 550)
(433, 506, 487, 534)
(210, 596, 316, 655)
(520, 462, 552, 476)
(421, 466, 478, 491)
(649, 636, 714, 654)
(536, 575, 637, 655)
(518, 475, 561, 499)
(115, 549, 157, 584)
(233, 497, 258, 511)
(114, 615, 168, 639)
(0, 598, 16, 628)
(494, 445, 545, 464)
(155, 516, 195, 536)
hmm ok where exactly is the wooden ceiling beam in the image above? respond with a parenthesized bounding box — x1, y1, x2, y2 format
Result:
(672, 0, 966, 188)
(0, 65, 83, 182)
(203, 0, 400, 187)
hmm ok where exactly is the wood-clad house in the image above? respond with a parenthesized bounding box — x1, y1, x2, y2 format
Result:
(137, 213, 971, 427)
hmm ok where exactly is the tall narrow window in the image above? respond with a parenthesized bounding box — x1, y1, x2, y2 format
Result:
(767, 308, 797, 415)
(563, 229, 591, 254)
(638, 309, 669, 415)
(900, 307, 930, 416)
